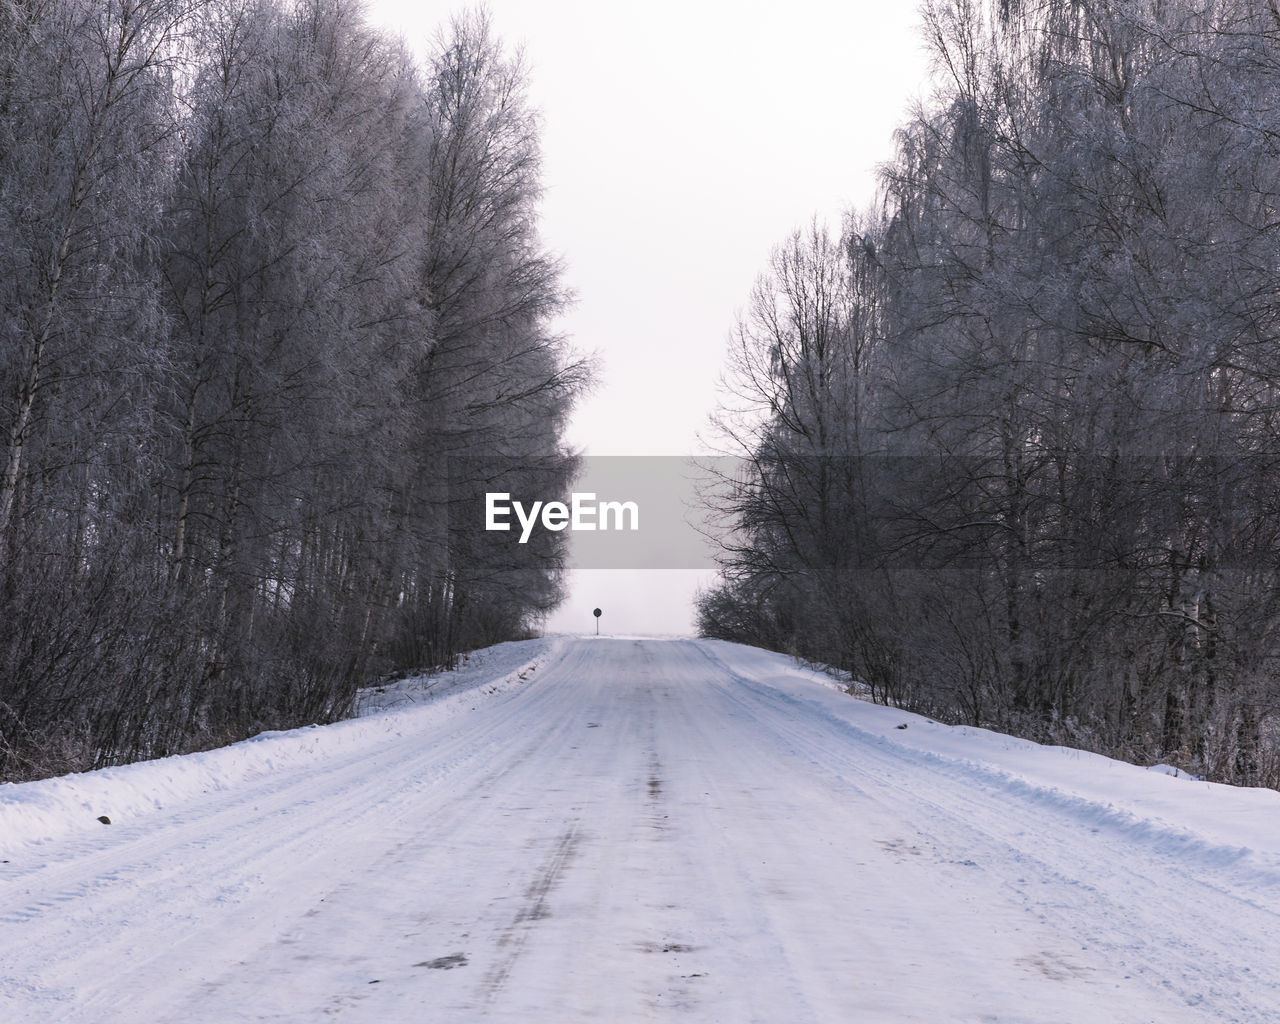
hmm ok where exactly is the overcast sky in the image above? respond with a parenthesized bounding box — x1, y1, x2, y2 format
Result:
(364, 1, 932, 635)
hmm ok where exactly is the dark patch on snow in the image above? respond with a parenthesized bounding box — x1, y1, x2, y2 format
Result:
(1017, 952, 1092, 982)
(97, 815, 111, 825)
(638, 941, 698, 954)
(416, 953, 469, 970)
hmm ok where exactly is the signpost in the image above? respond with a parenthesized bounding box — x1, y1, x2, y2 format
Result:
(593, 607, 602, 635)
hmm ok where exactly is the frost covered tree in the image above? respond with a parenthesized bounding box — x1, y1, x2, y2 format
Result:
(390, 8, 588, 663)
(0, 0, 588, 780)
(0, 0, 193, 777)
(157, 0, 432, 738)
(702, 0, 1280, 787)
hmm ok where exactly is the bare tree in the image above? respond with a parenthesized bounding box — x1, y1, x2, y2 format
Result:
(0, 0, 590, 780)
(702, 0, 1280, 786)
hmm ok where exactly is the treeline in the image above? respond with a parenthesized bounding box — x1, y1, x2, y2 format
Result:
(0, 0, 588, 780)
(699, 0, 1280, 787)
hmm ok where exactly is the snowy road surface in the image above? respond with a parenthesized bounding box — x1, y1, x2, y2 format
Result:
(3, 637, 1280, 1023)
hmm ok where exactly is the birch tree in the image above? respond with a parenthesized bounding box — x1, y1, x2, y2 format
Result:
(0, 0, 589, 779)
(0, 0, 190, 776)
(703, 0, 1280, 785)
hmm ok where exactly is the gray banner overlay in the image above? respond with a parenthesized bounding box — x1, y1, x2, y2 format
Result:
(459, 456, 732, 570)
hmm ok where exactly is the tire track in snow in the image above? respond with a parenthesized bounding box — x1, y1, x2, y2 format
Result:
(694, 644, 1280, 1023)
(0, 648, 580, 1021)
(3, 637, 1274, 1023)
(480, 823, 584, 1004)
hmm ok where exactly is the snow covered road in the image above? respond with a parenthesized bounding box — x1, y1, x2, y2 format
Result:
(3, 637, 1280, 1022)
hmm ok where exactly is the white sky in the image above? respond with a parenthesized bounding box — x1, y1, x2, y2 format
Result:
(364, 0, 932, 635)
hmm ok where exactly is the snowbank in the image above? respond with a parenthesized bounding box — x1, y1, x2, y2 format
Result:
(0, 637, 561, 858)
(698, 639, 1280, 885)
